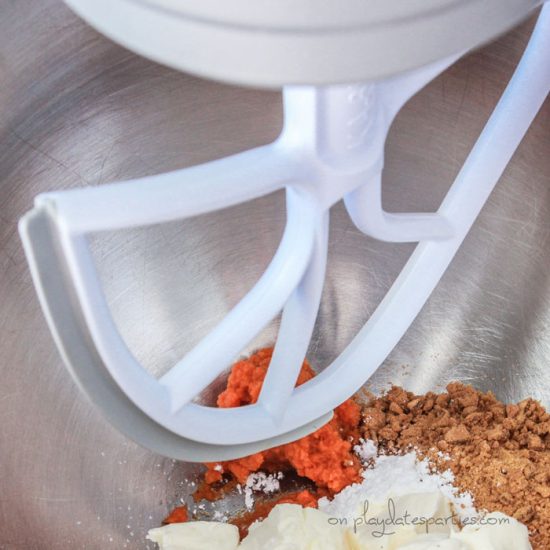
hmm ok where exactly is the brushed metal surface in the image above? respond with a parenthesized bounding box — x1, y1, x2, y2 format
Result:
(1, 1, 549, 548)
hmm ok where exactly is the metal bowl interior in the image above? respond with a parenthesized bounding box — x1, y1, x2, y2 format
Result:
(1, 2, 549, 548)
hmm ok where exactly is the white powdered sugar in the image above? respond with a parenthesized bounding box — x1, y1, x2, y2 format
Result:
(212, 510, 229, 522)
(436, 450, 452, 461)
(353, 439, 378, 462)
(243, 472, 284, 510)
(415, 458, 475, 517)
(319, 446, 477, 522)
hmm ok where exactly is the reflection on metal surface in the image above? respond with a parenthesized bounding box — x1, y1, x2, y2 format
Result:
(0, 1, 549, 548)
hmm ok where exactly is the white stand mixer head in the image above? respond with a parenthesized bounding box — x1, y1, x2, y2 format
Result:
(19, 4, 550, 461)
(63, 0, 542, 87)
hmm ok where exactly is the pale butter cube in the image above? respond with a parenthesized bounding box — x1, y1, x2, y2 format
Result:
(451, 512, 532, 550)
(398, 534, 466, 549)
(147, 521, 239, 550)
(353, 491, 455, 549)
(239, 503, 356, 550)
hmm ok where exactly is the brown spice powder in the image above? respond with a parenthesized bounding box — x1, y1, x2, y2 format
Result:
(361, 383, 550, 550)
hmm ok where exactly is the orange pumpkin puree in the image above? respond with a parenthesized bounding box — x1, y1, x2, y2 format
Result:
(162, 505, 189, 524)
(203, 347, 362, 495)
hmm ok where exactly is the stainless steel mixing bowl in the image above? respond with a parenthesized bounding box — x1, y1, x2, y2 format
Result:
(1, 1, 549, 548)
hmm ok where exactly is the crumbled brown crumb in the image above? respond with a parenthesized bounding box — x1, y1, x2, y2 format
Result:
(361, 382, 550, 550)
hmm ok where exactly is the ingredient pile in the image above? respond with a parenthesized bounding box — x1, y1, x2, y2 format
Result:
(147, 348, 550, 550)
